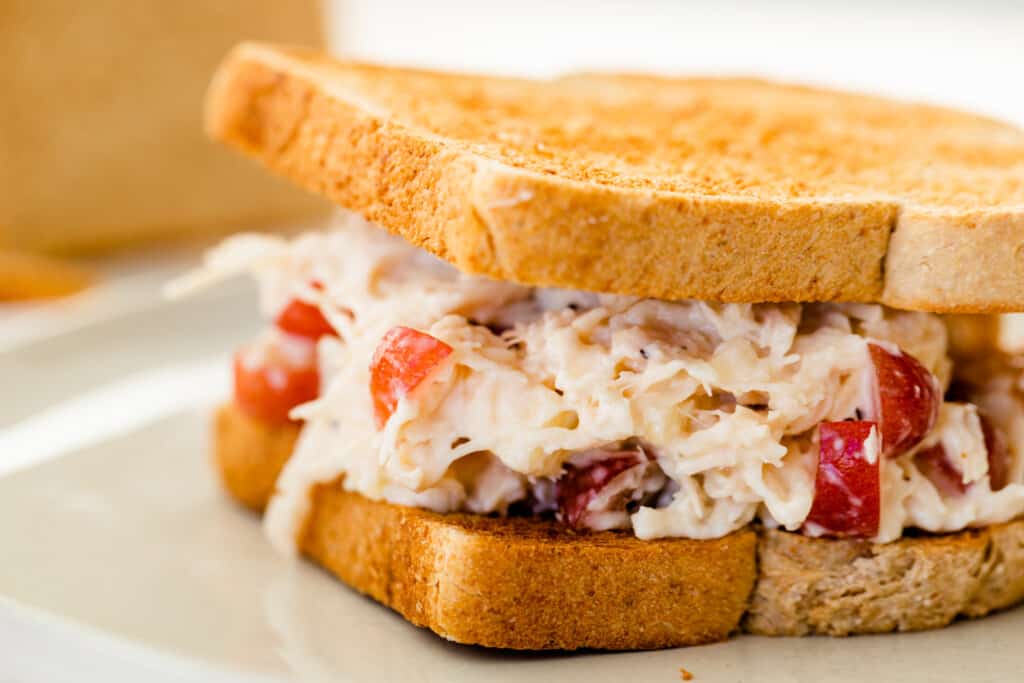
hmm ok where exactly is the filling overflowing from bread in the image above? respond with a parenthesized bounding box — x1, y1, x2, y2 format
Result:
(175, 212, 1024, 552)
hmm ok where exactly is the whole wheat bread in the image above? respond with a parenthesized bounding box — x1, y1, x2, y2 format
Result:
(205, 43, 1024, 313)
(214, 403, 1024, 649)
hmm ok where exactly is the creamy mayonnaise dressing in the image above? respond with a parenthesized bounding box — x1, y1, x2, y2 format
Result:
(176, 212, 1024, 551)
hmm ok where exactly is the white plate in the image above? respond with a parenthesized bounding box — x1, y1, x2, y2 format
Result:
(2, 410, 1024, 682)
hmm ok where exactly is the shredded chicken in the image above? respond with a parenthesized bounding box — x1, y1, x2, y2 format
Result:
(173, 212, 1024, 552)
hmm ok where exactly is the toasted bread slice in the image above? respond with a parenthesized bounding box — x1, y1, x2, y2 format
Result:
(205, 43, 1024, 313)
(746, 519, 1024, 636)
(214, 403, 756, 650)
(214, 403, 1024, 648)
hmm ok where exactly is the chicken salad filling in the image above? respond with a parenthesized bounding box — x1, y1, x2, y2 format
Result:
(172, 213, 1024, 551)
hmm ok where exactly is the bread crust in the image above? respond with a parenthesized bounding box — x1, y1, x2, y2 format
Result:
(303, 483, 756, 650)
(213, 404, 298, 512)
(214, 403, 1024, 649)
(204, 43, 1024, 313)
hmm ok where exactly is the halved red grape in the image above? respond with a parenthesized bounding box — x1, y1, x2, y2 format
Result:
(805, 420, 881, 538)
(866, 343, 941, 458)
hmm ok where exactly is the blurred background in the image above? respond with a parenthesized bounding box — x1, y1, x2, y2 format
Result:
(1, 0, 1023, 461)
(333, 0, 1024, 124)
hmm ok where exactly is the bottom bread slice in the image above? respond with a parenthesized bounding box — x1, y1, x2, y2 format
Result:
(746, 517, 1024, 635)
(215, 403, 756, 649)
(214, 403, 1024, 649)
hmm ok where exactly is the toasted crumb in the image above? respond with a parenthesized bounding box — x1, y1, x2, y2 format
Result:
(679, 666, 694, 681)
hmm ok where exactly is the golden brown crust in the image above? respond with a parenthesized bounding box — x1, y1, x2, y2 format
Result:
(214, 403, 1024, 648)
(303, 482, 756, 650)
(205, 43, 1024, 312)
(212, 406, 299, 512)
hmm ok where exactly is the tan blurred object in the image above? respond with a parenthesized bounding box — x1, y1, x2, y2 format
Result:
(1, 1, 327, 255)
(997, 314, 1024, 353)
(945, 314, 1001, 358)
(0, 249, 92, 300)
(945, 314, 1024, 357)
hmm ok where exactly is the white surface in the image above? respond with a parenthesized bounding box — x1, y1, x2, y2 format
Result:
(1, 406, 1023, 682)
(332, 0, 1024, 125)
(0, 599, 271, 683)
(0, 250, 255, 472)
(0, 356, 226, 477)
(0, 246, 199, 353)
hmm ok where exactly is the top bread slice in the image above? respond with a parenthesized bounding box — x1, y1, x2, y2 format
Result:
(205, 42, 1024, 312)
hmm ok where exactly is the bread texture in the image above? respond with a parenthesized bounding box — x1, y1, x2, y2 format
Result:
(746, 522, 1024, 636)
(214, 403, 1024, 648)
(205, 43, 1024, 313)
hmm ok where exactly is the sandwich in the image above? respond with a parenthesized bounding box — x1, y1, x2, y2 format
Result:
(175, 42, 1024, 650)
